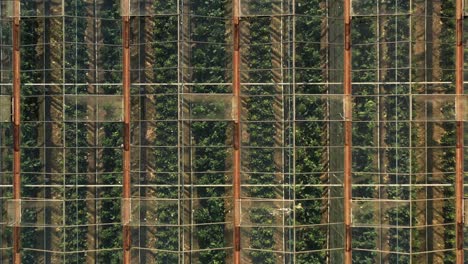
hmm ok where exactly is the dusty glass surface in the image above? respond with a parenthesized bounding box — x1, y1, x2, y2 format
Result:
(0, 0, 465, 263)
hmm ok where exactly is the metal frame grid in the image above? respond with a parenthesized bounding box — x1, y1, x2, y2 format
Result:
(0, 0, 466, 264)
(350, 0, 463, 263)
(7, 0, 124, 262)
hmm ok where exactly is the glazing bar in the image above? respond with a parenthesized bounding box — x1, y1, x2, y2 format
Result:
(122, 0, 131, 262)
(455, 0, 464, 262)
(12, 0, 21, 262)
(344, 0, 352, 262)
(233, 0, 241, 263)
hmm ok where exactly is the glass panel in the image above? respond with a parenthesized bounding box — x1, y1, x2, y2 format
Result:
(182, 94, 234, 121)
(240, 0, 291, 16)
(352, 200, 411, 227)
(6, 0, 63, 17)
(8, 199, 64, 227)
(125, 198, 179, 226)
(411, 95, 456, 121)
(0, 96, 10, 122)
(65, 95, 123, 122)
(130, 248, 180, 263)
(124, 0, 177, 16)
(240, 200, 293, 227)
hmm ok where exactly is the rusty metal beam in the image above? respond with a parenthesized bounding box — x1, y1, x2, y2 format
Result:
(233, 0, 241, 263)
(12, 0, 21, 262)
(455, 0, 464, 262)
(122, 2, 131, 263)
(344, 0, 352, 262)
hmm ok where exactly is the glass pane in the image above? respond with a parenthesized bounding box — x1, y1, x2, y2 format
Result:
(240, 0, 291, 16)
(240, 199, 293, 227)
(65, 95, 123, 121)
(6, 0, 63, 17)
(8, 199, 64, 227)
(183, 94, 234, 121)
(0, 96, 10, 122)
(125, 0, 177, 16)
(125, 198, 178, 226)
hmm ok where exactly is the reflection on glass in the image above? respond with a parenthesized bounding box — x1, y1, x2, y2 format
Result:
(65, 95, 123, 121)
(182, 94, 234, 121)
(7, 199, 64, 227)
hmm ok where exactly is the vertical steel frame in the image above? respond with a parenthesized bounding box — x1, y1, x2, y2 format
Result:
(233, 0, 241, 263)
(122, 0, 131, 262)
(456, 0, 464, 262)
(343, 0, 352, 262)
(12, 0, 21, 263)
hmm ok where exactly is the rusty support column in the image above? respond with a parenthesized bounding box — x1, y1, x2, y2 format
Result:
(122, 1, 131, 263)
(233, 0, 241, 263)
(12, 0, 21, 263)
(455, 0, 464, 262)
(343, 0, 352, 263)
